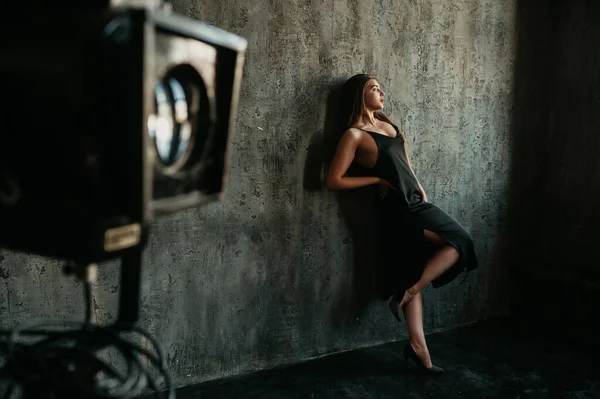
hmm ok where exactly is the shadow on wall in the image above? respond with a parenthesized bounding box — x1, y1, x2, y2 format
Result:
(507, 1, 600, 333)
(303, 78, 382, 327)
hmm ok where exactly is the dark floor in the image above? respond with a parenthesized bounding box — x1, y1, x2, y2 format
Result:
(155, 318, 600, 399)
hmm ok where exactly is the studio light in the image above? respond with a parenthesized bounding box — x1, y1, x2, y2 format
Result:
(0, 5, 247, 263)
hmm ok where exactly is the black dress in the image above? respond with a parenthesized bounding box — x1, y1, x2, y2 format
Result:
(358, 125, 478, 300)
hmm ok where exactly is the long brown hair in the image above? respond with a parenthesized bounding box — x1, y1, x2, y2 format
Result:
(340, 74, 395, 129)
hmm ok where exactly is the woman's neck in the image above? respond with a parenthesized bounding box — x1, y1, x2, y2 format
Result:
(358, 110, 377, 127)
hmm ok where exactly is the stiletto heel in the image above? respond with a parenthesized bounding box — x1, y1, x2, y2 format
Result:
(403, 344, 444, 375)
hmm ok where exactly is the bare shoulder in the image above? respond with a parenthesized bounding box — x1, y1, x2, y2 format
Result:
(337, 128, 365, 145)
(342, 127, 364, 140)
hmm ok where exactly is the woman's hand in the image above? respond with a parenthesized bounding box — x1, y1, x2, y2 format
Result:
(379, 178, 396, 199)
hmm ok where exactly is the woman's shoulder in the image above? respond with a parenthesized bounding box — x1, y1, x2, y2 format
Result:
(337, 128, 373, 149)
(343, 127, 368, 138)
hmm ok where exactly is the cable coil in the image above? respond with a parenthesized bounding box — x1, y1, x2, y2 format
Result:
(0, 281, 173, 399)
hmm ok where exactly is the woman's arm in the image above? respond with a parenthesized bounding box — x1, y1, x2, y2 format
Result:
(326, 130, 382, 190)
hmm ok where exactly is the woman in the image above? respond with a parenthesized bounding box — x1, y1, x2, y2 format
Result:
(326, 74, 478, 375)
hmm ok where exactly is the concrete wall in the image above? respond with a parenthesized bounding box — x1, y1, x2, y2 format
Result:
(0, 0, 516, 388)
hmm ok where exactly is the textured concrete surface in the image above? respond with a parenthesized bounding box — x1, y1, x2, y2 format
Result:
(0, 0, 517, 388)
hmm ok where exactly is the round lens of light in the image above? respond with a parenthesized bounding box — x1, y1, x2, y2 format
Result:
(148, 77, 193, 167)
(148, 82, 177, 165)
(148, 64, 210, 173)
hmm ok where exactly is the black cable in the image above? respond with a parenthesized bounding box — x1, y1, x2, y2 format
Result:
(0, 276, 174, 399)
(0, 321, 174, 399)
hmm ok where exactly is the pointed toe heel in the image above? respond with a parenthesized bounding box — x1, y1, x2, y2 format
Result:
(403, 344, 444, 376)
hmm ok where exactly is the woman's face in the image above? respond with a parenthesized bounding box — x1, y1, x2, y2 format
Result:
(363, 79, 385, 112)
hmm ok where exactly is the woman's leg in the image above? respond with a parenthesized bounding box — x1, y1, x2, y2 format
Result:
(399, 230, 459, 308)
(402, 291, 433, 368)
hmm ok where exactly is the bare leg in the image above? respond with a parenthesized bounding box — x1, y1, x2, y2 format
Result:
(402, 291, 433, 368)
(387, 230, 453, 372)
(399, 230, 459, 308)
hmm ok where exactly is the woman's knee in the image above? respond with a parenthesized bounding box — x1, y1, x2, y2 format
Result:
(438, 245, 460, 265)
(423, 229, 445, 245)
(444, 244, 460, 258)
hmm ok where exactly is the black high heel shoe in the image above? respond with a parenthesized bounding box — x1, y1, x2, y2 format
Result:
(403, 344, 444, 375)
